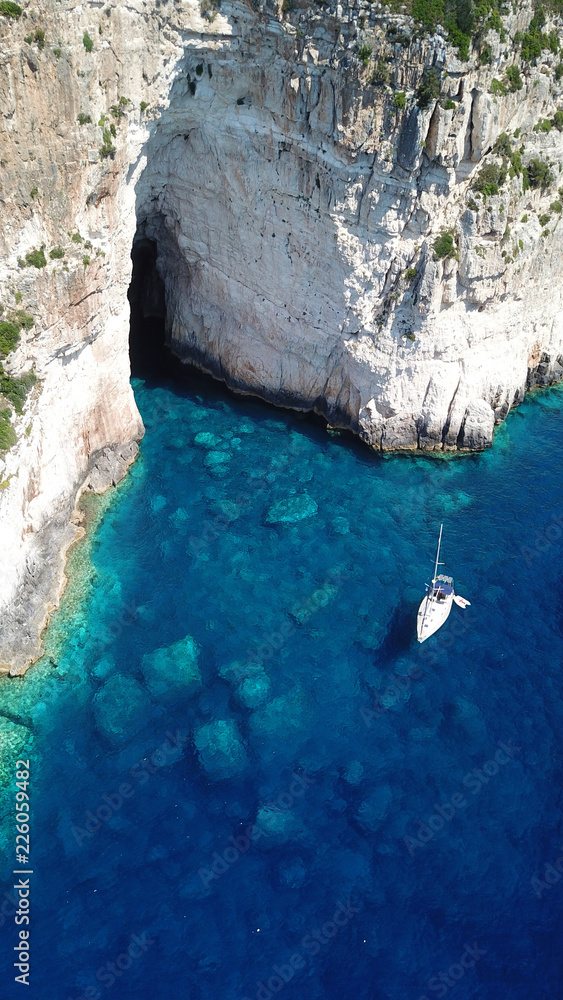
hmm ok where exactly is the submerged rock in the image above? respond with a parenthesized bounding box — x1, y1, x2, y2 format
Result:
(219, 659, 265, 683)
(141, 635, 201, 700)
(343, 760, 364, 786)
(250, 686, 308, 736)
(203, 450, 232, 469)
(93, 675, 150, 743)
(194, 432, 223, 449)
(332, 516, 350, 535)
(194, 719, 248, 780)
(356, 785, 393, 832)
(236, 673, 271, 709)
(90, 654, 115, 682)
(150, 494, 167, 513)
(0, 717, 32, 788)
(265, 494, 318, 524)
(255, 803, 303, 845)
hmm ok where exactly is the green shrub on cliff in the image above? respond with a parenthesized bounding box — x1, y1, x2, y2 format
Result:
(409, 0, 507, 62)
(0, 409, 16, 451)
(473, 161, 506, 196)
(479, 43, 493, 64)
(493, 132, 512, 157)
(0, 365, 36, 414)
(371, 60, 390, 86)
(525, 158, 553, 190)
(416, 67, 440, 108)
(99, 129, 116, 159)
(357, 44, 373, 67)
(10, 310, 34, 330)
(433, 230, 457, 260)
(83, 31, 94, 52)
(24, 248, 47, 269)
(506, 65, 523, 91)
(200, 0, 218, 20)
(516, 7, 559, 63)
(0, 2, 22, 18)
(0, 322, 20, 358)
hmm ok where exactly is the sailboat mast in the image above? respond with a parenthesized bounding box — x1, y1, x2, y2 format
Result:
(432, 523, 443, 586)
(420, 523, 443, 634)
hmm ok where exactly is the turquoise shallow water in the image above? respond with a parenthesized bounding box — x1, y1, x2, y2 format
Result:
(0, 372, 562, 999)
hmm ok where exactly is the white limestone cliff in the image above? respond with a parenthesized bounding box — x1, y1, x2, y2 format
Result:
(0, 0, 562, 671)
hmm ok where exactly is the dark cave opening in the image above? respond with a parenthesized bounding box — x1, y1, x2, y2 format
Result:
(127, 237, 358, 448)
(128, 237, 180, 379)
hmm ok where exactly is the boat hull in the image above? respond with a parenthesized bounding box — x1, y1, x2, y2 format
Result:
(417, 593, 453, 642)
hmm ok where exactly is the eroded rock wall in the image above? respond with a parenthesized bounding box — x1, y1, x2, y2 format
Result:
(137, 0, 563, 455)
(0, 0, 193, 671)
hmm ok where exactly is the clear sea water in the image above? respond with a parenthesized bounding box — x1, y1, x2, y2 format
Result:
(1, 370, 562, 1000)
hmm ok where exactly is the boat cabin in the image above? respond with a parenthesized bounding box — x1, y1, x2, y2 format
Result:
(430, 581, 453, 602)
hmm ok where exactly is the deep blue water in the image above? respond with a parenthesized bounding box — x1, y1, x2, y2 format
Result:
(1, 372, 562, 1000)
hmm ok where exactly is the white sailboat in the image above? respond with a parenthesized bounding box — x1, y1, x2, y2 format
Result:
(417, 524, 470, 643)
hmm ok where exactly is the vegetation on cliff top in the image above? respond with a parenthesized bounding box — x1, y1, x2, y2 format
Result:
(379, 0, 508, 61)
(0, 2, 22, 17)
(378, 0, 563, 64)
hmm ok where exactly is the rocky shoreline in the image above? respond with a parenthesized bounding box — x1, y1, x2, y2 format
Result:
(0, 439, 140, 676)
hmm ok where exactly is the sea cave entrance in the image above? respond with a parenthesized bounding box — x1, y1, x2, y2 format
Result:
(128, 237, 173, 379)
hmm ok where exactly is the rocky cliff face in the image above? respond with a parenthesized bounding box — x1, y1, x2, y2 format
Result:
(0, 0, 562, 670)
(0, 0, 184, 671)
(139, 0, 563, 454)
